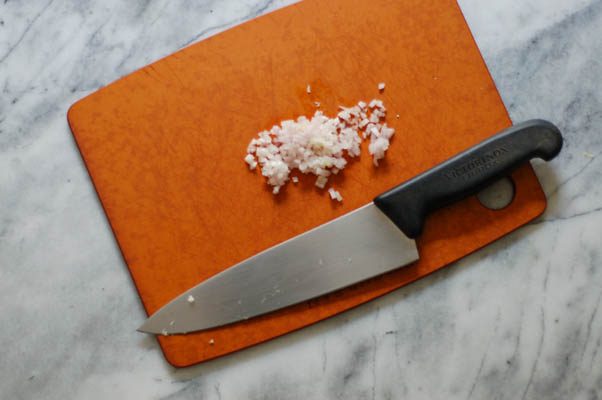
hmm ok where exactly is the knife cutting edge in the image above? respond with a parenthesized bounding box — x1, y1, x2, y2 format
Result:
(138, 119, 563, 335)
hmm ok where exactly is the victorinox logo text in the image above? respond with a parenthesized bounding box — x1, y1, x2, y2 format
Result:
(444, 147, 509, 180)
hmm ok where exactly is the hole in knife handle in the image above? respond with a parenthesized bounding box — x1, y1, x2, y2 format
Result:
(477, 177, 515, 210)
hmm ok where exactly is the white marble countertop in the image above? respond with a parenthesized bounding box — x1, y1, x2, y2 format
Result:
(2, 1, 601, 398)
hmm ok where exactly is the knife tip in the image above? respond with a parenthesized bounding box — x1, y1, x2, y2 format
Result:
(136, 327, 154, 335)
(137, 319, 163, 335)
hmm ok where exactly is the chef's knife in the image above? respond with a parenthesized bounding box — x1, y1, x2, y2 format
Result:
(139, 120, 562, 335)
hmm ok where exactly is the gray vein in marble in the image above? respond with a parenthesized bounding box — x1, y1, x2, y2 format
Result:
(179, 0, 279, 48)
(582, 292, 602, 363)
(533, 205, 602, 224)
(466, 309, 499, 400)
(520, 306, 545, 400)
(214, 383, 222, 400)
(0, 0, 55, 64)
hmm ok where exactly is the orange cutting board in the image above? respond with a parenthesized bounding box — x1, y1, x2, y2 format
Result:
(68, 0, 547, 367)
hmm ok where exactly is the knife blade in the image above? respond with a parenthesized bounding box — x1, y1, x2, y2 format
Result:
(139, 119, 562, 335)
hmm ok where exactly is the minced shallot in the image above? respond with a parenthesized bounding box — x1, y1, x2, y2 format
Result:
(245, 99, 395, 200)
(328, 188, 343, 202)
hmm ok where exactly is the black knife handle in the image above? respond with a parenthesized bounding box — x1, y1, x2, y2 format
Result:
(373, 119, 563, 239)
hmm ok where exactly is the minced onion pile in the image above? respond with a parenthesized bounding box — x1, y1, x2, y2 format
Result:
(244, 97, 395, 201)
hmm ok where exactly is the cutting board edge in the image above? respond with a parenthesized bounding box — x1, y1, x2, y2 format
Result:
(65, 0, 552, 367)
(67, 106, 156, 321)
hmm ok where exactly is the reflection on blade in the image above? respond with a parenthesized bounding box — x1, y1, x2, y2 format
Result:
(138, 204, 418, 334)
